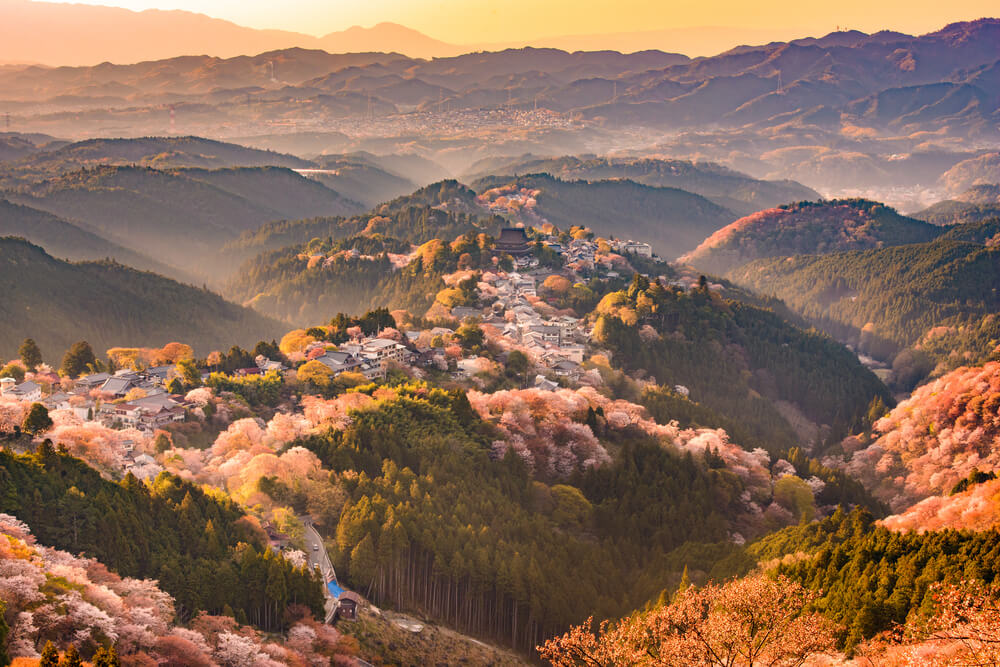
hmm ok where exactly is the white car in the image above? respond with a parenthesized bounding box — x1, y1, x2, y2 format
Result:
(313, 544, 320, 551)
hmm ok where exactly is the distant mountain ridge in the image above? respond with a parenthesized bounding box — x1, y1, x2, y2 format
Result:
(464, 155, 819, 215)
(3, 163, 361, 280)
(0, 0, 464, 65)
(0, 136, 311, 180)
(0, 197, 182, 276)
(0, 136, 367, 279)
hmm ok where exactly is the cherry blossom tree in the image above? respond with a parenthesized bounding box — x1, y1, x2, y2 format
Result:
(539, 574, 839, 666)
(214, 631, 265, 666)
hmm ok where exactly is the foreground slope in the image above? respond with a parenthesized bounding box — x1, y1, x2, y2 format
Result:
(0, 237, 284, 356)
(839, 361, 1000, 511)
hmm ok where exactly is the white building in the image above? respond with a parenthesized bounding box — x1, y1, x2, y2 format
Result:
(6, 381, 42, 402)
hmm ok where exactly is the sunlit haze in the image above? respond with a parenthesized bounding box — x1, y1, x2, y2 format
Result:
(48, 0, 1000, 43)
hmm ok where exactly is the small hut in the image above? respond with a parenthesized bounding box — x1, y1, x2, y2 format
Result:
(336, 591, 362, 621)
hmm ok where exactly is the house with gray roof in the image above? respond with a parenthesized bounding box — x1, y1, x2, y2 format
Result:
(7, 381, 41, 402)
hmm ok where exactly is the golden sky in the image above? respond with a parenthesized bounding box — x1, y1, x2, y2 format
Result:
(64, 0, 999, 43)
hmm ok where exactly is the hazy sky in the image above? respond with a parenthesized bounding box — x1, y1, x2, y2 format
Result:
(62, 0, 998, 42)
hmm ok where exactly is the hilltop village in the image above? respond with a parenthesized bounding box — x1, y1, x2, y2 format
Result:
(0, 225, 683, 483)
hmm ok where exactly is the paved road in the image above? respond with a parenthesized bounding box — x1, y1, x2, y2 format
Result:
(302, 520, 334, 580)
(300, 517, 341, 623)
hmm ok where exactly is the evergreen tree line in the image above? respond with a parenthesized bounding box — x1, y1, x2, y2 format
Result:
(749, 507, 1000, 650)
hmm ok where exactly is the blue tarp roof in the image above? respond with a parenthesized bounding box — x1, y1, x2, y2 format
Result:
(327, 581, 346, 598)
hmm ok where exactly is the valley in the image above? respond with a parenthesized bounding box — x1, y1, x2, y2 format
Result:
(1, 10, 1000, 667)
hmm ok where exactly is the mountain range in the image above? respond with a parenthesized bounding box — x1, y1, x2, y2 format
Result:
(2, 19, 997, 138)
(4, 164, 360, 280)
(0, 0, 463, 65)
(2, 135, 838, 284)
(0, 0, 824, 67)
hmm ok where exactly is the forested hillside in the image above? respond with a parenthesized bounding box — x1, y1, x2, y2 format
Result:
(222, 192, 500, 267)
(230, 241, 404, 324)
(913, 200, 1000, 225)
(225, 199, 509, 322)
(681, 199, 940, 274)
(0, 198, 181, 277)
(170, 166, 362, 220)
(379, 179, 481, 214)
(474, 173, 737, 257)
(0, 237, 284, 356)
(306, 154, 425, 207)
(0, 132, 63, 161)
(592, 276, 892, 453)
(727, 232, 1000, 387)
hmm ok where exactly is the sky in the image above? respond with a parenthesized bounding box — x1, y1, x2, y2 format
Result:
(59, 0, 1000, 43)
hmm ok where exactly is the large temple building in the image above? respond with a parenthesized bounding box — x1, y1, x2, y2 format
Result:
(494, 227, 533, 256)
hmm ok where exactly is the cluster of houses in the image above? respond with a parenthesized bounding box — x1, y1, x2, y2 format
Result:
(486, 271, 589, 383)
(68, 368, 189, 433)
(309, 229, 655, 388)
(292, 261, 592, 388)
(400, 268, 590, 387)
(474, 225, 657, 279)
(308, 337, 413, 380)
(1, 364, 191, 436)
(0, 366, 187, 478)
